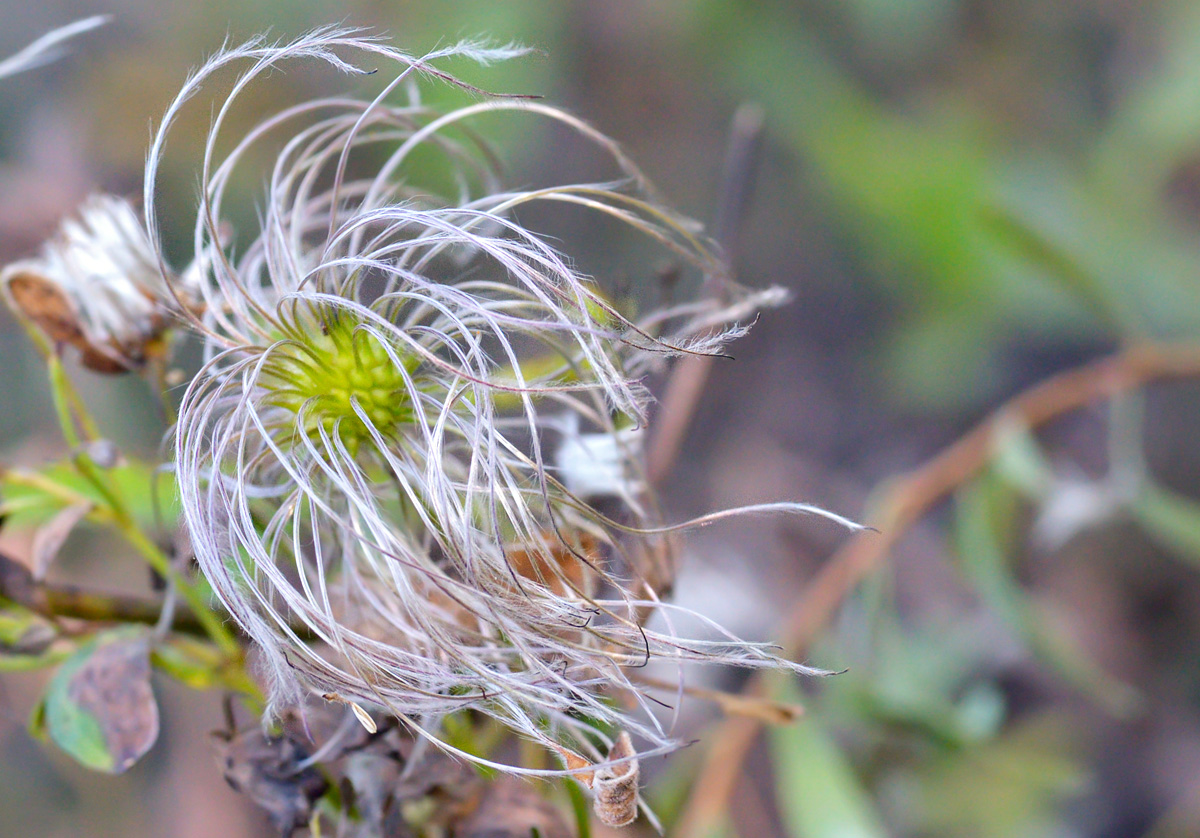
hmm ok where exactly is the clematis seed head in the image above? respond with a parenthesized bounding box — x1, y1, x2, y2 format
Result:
(150, 29, 860, 794)
(257, 303, 419, 451)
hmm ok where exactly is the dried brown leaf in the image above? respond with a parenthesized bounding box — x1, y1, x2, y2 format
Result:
(506, 531, 600, 599)
(6, 272, 85, 346)
(31, 500, 92, 580)
(550, 742, 595, 788)
(3, 270, 158, 373)
(213, 723, 328, 838)
(455, 776, 573, 838)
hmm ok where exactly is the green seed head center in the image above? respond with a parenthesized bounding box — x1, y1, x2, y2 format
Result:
(262, 315, 415, 448)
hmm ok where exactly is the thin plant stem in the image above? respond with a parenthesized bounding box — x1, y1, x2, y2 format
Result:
(646, 103, 765, 485)
(41, 354, 242, 656)
(116, 520, 240, 656)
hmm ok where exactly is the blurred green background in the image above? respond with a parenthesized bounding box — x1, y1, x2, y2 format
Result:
(6, 1, 1200, 836)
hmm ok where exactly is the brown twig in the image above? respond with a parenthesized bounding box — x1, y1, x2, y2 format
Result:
(0, 550, 211, 638)
(628, 672, 804, 725)
(674, 341, 1200, 837)
(646, 104, 766, 486)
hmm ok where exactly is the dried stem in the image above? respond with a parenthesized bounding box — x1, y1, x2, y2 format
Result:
(646, 103, 766, 485)
(674, 341, 1200, 837)
(0, 551, 209, 638)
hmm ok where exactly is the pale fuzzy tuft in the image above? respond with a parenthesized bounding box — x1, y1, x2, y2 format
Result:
(0, 195, 195, 372)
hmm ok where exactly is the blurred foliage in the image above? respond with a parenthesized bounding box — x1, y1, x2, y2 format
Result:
(686, 1, 1200, 836)
(690, 0, 1200, 410)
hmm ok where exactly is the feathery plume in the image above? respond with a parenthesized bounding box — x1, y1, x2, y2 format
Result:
(149, 29, 859, 790)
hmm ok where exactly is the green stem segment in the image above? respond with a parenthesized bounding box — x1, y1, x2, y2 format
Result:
(43, 353, 241, 657)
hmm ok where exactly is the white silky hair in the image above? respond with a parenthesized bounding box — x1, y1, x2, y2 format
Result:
(0, 16, 108, 81)
(153, 28, 861, 773)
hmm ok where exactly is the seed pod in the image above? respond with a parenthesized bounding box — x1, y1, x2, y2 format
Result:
(593, 731, 639, 828)
(1, 195, 179, 373)
(321, 693, 377, 733)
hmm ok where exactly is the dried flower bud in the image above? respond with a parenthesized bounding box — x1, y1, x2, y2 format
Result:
(1, 195, 181, 372)
(79, 439, 121, 469)
(593, 732, 640, 828)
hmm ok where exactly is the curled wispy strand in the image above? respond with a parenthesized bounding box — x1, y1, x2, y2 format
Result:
(0, 16, 108, 81)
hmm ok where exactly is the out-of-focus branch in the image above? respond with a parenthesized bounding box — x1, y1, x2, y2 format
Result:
(646, 103, 766, 486)
(709, 103, 766, 276)
(675, 341, 1200, 837)
(0, 551, 210, 637)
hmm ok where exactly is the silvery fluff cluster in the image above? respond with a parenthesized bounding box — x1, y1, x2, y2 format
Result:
(0, 194, 194, 372)
(13, 28, 862, 787)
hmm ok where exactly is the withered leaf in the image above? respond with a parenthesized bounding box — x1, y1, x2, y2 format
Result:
(593, 732, 639, 829)
(506, 532, 600, 599)
(549, 742, 595, 788)
(343, 750, 401, 834)
(454, 777, 573, 838)
(4, 272, 142, 374)
(44, 627, 159, 773)
(5, 272, 85, 346)
(392, 735, 481, 810)
(341, 724, 480, 834)
(213, 722, 328, 838)
(30, 500, 92, 580)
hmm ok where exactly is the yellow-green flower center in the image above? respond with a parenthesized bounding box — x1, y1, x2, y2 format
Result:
(261, 313, 416, 450)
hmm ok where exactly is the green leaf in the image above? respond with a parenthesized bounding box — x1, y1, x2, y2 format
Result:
(44, 627, 160, 773)
(910, 713, 1089, 838)
(769, 680, 887, 838)
(1130, 481, 1200, 566)
(149, 635, 222, 689)
(954, 478, 1140, 716)
(0, 459, 177, 531)
(830, 618, 1008, 750)
(978, 201, 1129, 334)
